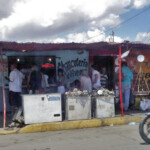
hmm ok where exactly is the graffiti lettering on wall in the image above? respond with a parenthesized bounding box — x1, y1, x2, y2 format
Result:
(58, 58, 88, 80)
(58, 58, 88, 72)
(66, 69, 83, 79)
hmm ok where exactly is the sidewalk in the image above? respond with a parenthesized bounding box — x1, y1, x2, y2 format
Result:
(0, 110, 147, 135)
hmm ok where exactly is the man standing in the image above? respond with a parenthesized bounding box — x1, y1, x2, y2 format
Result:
(91, 64, 101, 117)
(120, 61, 133, 111)
(9, 63, 24, 115)
(91, 64, 101, 90)
(27, 65, 45, 94)
(80, 70, 92, 92)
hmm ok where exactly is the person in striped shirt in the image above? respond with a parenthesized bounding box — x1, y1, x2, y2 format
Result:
(101, 67, 108, 89)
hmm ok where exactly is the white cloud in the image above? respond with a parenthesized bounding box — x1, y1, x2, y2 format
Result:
(114, 36, 124, 43)
(62, 28, 105, 43)
(53, 38, 66, 43)
(50, 28, 126, 43)
(99, 14, 122, 27)
(106, 35, 124, 43)
(0, 0, 149, 42)
(0, 0, 20, 19)
(133, 0, 150, 9)
(135, 32, 150, 43)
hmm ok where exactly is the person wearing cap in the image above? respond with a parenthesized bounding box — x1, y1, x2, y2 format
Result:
(9, 63, 24, 115)
(91, 64, 101, 90)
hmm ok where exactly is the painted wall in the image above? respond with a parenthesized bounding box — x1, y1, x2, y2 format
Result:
(127, 50, 150, 93)
(0, 55, 8, 86)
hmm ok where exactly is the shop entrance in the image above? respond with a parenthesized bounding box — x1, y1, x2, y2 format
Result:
(93, 56, 114, 90)
(8, 56, 56, 84)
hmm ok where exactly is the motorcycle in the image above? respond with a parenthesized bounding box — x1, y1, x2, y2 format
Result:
(139, 113, 150, 144)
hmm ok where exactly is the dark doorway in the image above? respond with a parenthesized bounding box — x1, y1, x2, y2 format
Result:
(93, 56, 114, 90)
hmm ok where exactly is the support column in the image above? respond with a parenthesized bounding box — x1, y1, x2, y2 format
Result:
(0, 46, 6, 128)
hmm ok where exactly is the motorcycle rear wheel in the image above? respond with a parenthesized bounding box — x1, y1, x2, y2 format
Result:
(139, 115, 150, 144)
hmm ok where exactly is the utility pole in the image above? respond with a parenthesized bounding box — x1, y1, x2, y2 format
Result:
(109, 31, 114, 43)
(112, 31, 114, 43)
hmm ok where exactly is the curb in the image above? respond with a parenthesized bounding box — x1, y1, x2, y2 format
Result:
(0, 115, 143, 135)
(0, 129, 19, 135)
(18, 115, 143, 134)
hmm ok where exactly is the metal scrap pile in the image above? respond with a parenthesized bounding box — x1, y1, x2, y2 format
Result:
(65, 88, 89, 96)
(92, 87, 114, 97)
(65, 87, 114, 97)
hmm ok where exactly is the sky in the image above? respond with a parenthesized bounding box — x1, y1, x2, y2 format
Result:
(0, 0, 150, 43)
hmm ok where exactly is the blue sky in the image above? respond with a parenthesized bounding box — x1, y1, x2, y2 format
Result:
(114, 7, 150, 41)
(0, 0, 150, 43)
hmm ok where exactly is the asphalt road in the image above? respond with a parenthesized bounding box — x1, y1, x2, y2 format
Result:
(0, 125, 149, 150)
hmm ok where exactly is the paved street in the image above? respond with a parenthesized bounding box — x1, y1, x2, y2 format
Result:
(0, 124, 149, 150)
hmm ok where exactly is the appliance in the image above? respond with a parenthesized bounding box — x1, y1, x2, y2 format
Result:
(95, 96, 115, 118)
(22, 93, 62, 124)
(65, 95, 91, 121)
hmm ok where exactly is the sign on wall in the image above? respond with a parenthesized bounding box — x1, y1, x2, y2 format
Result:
(57, 50, 89, 84)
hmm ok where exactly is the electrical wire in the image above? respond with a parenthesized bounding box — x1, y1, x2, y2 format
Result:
(146, 35, 150, 43)
(144, 34, 150, 43)
(83, 6, 150, 43)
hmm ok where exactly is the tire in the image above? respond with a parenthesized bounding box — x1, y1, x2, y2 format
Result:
(139, 115, 150, 144)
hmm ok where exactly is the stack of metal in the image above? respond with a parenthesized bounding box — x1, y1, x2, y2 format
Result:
(92, 87, 114, 97)
(65, 88, 89, 96)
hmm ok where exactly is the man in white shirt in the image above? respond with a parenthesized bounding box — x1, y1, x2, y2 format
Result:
(91, 64, 101, 118)
(91, 64, 101, 90)
(9, 63, 24, 115)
